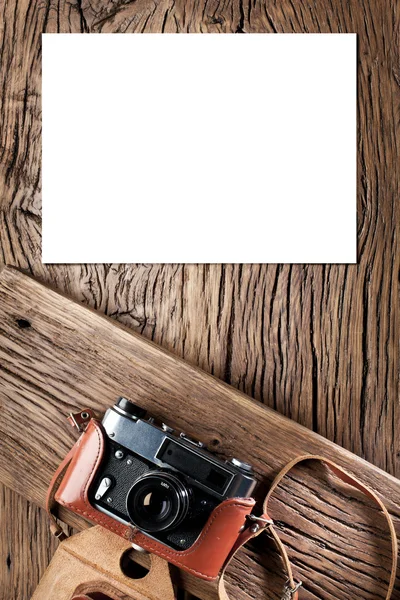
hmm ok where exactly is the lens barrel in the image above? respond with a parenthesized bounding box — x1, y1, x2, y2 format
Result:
(126, 472, 190, 533)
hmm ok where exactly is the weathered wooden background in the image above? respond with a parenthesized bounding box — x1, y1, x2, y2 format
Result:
(2, 266, 400, 600)
(0, 0, 398, 598)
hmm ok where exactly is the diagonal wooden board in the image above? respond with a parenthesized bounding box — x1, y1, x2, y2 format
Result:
(0, 265, 398, 600)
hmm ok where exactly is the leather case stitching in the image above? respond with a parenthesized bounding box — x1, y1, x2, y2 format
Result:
(81, 422, 104, 510)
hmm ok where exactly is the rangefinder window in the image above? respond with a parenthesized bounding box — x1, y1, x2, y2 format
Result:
(157, 440, 232, 495)
(206, 468, 229, 490)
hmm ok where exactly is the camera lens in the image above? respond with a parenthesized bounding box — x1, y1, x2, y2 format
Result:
(126, 472, 190, 533)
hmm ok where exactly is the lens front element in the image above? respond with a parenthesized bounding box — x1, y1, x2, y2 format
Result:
(126, 472, 189, 533)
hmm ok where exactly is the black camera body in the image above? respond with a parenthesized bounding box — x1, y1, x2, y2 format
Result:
(90, 397, 257, 551)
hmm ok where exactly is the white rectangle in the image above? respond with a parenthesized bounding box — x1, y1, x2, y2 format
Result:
(42, 34, 356, 264)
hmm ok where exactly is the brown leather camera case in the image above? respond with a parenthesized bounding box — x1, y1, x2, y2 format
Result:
(54, 419, 256, 581)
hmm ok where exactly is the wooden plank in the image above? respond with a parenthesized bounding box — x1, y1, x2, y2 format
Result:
(0, 266, 399, 600)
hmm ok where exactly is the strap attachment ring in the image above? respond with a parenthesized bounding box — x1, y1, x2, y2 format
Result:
(246, 514, 274, 533)
(246, 514, 274, 525)
(281, 580, 302, 599)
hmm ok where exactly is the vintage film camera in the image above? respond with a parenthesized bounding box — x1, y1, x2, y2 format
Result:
(90, 397, 257, 551)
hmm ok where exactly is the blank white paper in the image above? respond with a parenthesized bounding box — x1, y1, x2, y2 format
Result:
(42, 34, 356, 264)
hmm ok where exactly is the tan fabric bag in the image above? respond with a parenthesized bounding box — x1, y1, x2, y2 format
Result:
(31, 525, 175, 600)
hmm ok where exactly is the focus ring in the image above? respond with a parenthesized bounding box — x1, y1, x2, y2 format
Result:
(126, 471, 190, 533)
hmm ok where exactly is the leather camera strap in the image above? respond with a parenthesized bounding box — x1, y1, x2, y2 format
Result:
(218, 454, 398, 600)
(46, 416, 398, 600)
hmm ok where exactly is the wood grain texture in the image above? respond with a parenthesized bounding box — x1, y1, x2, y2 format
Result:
(0, 266, 399, 600)
(0, 0, 399, 598)
(0, 487, 59, 600)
